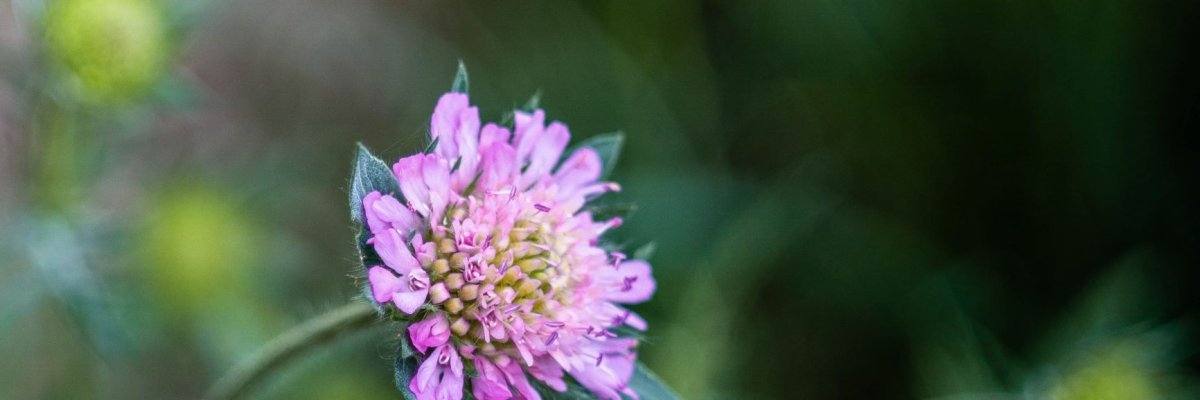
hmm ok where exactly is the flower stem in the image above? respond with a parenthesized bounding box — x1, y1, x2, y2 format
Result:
(205, 301, 379, 400)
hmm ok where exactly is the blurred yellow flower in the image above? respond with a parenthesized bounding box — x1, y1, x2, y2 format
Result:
(43, 0, 168, 103)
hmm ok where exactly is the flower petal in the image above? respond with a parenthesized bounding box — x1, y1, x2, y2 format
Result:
(408, 313, 451, 355)
(367, 266, 403, 304)
(394, 155, 431, 216)
(513, 110, 546, 162)
(552, 147, 601, 198)
(391, 289, 428, 315)
(410, 349, 442, 398)
(479, 142, 518, 191)
(479, 123, 511, 151)
(373, 229, 419, 274)
(528, 355, 568, 392)
(365, 192, 419, 234)
(604, 260, 656, 304)
(501, 360, 541, 400)
(520, 122, 570, 188)
(431, 93, 470, 158)
(471, 358, 513, 400)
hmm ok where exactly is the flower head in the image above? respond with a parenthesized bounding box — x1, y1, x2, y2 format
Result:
(363, 92, 655, 400)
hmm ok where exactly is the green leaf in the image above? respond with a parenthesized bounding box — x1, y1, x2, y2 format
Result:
(632, 242, 657, 261)
(348, 143, 401, 224)
(451, 60, 469, 94)
(522, 90, 542, 112)
(627, 362, 681, 400)
(567, 132, 625, 180)
(394, 337, 421, 400)
(423, 136, 440, 154)
(584, 201, 638, 221)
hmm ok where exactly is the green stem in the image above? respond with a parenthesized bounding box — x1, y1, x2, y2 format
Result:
(205, 301, 379, 400)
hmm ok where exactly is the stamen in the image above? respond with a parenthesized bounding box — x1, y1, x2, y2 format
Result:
(544, 321, 565, 328)
(611, 252, 627, 268)
(534, 203, 551, 213)
(545, 331, 559, 345)
(498, 258, 511, 275)
(612, 310, 630, 326)
(595, 354, 604, 366)
(409, 276, 429, 291)
(621, 276, 639, 291)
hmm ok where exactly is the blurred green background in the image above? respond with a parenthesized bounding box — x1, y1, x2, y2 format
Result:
(2, 0, 1200, 399)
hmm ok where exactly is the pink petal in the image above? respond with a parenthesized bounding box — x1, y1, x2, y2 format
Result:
(552, 147, 601, 197)
(452, 107, 481, 189)
(373, 229, 419, 274)
(362, 191, 385, 233)
(520, 122, 570, 188)
(622, 308, 648, 331)
(431, 93, 470, 157)
(479, 123, 511, 151)
(366, 192, 419, 234)
(604, 260, 656, 304)
(367, 266, 404, 304)
(471, 358, 513, 400)
(528, 355, 568, 392)
(394, 155, 431, 216)
(410, 349, 442, 398)
(420, 154, 452, 220)
(392, 289, 428, 315)
(501, 360, 541, 400)
(408, 313, 450, 354)
(513, 110, 546, 162)
(479, 142, 518, 191)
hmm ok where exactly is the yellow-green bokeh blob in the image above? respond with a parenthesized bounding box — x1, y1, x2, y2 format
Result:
(140, 184, 261, 318)
(1048, 345, 1162, 400)
(43, 0, 168, 103)
(139, 183, 281, 364)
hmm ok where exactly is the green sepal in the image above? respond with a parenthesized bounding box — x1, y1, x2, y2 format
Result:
(393, 328, 420, 400)
(522, 90, 542, 112)
(424, 136, 441, 155)
(348, 142, 401, 224)
(584, 201, 638, 221)
(626, 362, 681, 400)
(451, 60, 469, 94)
(632, 242, 657, 261)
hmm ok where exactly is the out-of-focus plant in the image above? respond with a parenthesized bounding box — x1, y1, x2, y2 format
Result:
(909, 251, 1199, 400)
(138, 183, 280, 365)
(42, 0, 169, 104)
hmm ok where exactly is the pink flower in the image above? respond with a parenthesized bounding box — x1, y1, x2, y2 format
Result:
(410, 343, 465, 400)
(364, 92, 656, 400)
(366, 228, 429, 314)
(470, 357, 511, 400)
(409, 314, 451, 354)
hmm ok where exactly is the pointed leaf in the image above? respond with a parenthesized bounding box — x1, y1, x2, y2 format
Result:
(423, 136, 440, 154)
(632, 242, 657, 261)
(585, 201, 638, 221)
(394, 336, 420, 400)
(349, 143, 401, 224)
(627, 362, 681, 400)
(522, 90, 542, 112)
(451, 61, 469, 94)
(569, 132, 624, 180)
